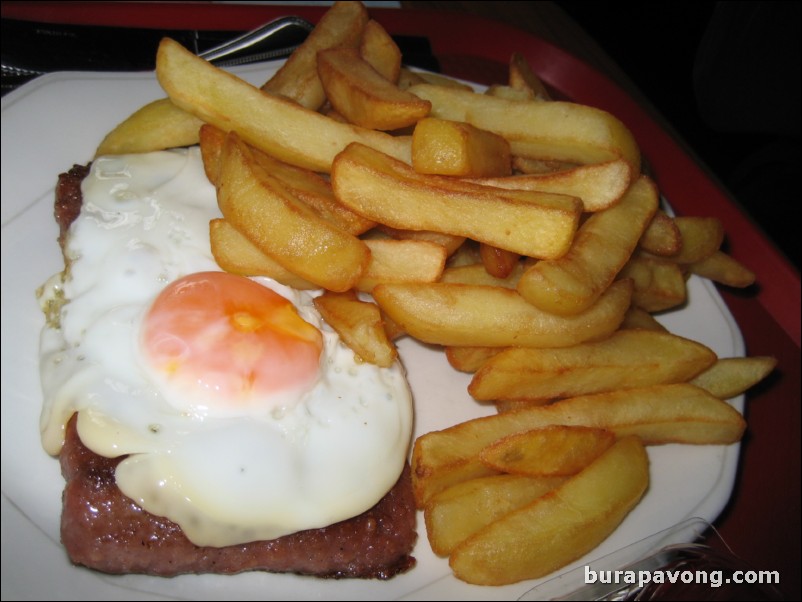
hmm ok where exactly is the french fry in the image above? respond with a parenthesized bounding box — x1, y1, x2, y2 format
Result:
(355, 238, 447, 292)
(260, 0, 369, 110)
(209, 219, 318, 289)
(376, 225, 467, 257)
(479, 426, 615, 477)
(517, 176, 659, 315)
(411, 383, 745, 505)
(317, 47, 431, 130)
(449, 437, 649, 585)
(468, 330, 717, 402)
(485, 84, 536, 102)
(513, 156, 578, 174)
(358, 19, 402, 83)
(156, 37, 411, 173)
(687, 250, 756, 288)
(620, 255, 688, 313)
(95, 98, 203, 157)
(668, 216, 725, 264)
(373, 279, 632, 348)
(216, 132, 370, 292)
(425, 474, 567, 556)
(690, 356, 777, 399)
(509, 52, 551, 100)
(408, 83, 641, 174)
(639, 210, 682, 256)
(478, 244, 520, 279)
(200, 124, 375, 235)
(412, 117, 512, 177)
(440, 261, 524, 288)
(619, 306, 669, 331)
(313, 290, 397, 367)
(465, 159, 631, 212)
(445, 346, 503, 373)
(331, 142, 582, 259)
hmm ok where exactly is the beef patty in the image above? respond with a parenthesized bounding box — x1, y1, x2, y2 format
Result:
(52, 165, 417, 579)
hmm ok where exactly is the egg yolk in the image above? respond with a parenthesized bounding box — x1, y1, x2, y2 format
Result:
(142, 272, 323, 415)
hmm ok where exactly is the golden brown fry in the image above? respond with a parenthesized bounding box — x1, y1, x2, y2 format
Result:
(355, 238, 447, 292)
(620, 255, 688, 313)
(468, 329, 716, 402)
(409, 83, 641, 174)
(261, 0, 369, 109)
(425, 474, 566, 556)
(317, 47, 431, 130)
(509, 51, 551, 100)
(412, 118, 512, 177)
(639, 210, 682, 256)
(156, 37, 411, 173)
(479, 243, 520, 279)
(359, 19, 402, 83)
(411, 383, 745, 505)
(466, 159, 631, 212)
(687, 250, 756, 288)
(332, 142, 582, 259)
(216, 132, 370, 292)
(200, 124, 374, 235)
(671, 216, 725, 264)
(95, 98, 203, 157)
(440, 262, 524, 289)
(209, 219, 318, 289)
(373, 279, 632, 348)
(449, 437, 649, 585)
(690, 356, 777, 399)
(479, 426, 615, 477)
(517, 176, 659, 315)
(313, 290, 398, 367)
(619, 306, 669, 331)
(445, 346, 503, 373)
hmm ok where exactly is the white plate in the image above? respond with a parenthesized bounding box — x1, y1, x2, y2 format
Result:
(1, 64, 745, 601)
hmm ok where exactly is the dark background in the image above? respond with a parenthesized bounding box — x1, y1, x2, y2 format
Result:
(556, 1, 800, 269)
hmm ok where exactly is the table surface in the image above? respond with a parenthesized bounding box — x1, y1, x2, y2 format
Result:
(2, 2, 800, 599)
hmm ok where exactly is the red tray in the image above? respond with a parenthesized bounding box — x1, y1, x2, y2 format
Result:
(4, 3, 800, 599)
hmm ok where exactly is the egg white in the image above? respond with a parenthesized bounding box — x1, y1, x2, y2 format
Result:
(38, 148, 414, 546)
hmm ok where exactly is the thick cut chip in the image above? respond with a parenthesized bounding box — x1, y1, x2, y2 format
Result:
(359, 19, 402, 83)
(412, 117, 512, 177)
(317, 47, 431, 130)
(479, 426, 615, 477)
(156, 37, 411, 173)
(216, 133, 369, 292)
(313, 290, 397, 367)
(209, 219, 318, 289)
(355, 238, 447, 292)
(449, 437, 649, 585)
(440, 262, 524, 289)
(332, 142, 582, 259)
(445, 346, 503, 373)
(372, 279, 632, 348)
(509, 51, 551, 100)
(620, 255, 688, 313)
(639, 210, 682, 256)
(468, 329, 716, 401)
(424, 474, 566, 556)
(260, 0, 369, 110)
(670, 217, 725, 264)
(411, 383, 745, 505)
(466, 159, 631, 212)
(690, 356, 777, 399)
(200, 124, 374, 235)
(517, 176, 659, 315)
(408, 83, 641, 174)
(687, 250, 756, 288)
(95, 98, 203, 157)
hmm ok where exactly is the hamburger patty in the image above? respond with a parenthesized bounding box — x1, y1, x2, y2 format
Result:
(53, 166, 417, 579)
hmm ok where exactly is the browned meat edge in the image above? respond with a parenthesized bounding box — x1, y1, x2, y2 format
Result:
(53, 166, 417, 579)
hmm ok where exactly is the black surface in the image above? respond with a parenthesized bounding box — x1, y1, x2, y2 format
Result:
(557, 0, 801, 269)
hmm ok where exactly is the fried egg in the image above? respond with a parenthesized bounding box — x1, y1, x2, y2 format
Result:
(38, 147, 414, 547)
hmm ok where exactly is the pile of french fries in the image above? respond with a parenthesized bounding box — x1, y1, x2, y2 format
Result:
(96, 1, 777, 587)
